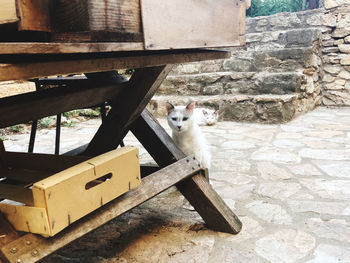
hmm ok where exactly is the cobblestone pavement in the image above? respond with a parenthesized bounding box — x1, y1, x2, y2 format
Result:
(3, 106, 350, 263)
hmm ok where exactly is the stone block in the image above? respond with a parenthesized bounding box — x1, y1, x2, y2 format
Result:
(254, 72, 303, 95)
(279, 28, 321, 48)
(339, 70, 350, 79)
(323, 74, 336, 83)
(339, 44, 350, 53)
(323, 47, 340, 53)
(202, 83, 224, 95)
(324, 64, 342, 74)
(223, 58, 256, 72)
(345, 36, 350, 43)
(341, 55, 350, 65)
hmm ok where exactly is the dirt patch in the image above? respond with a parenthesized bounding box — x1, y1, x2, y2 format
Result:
(0, 81, 35, 98)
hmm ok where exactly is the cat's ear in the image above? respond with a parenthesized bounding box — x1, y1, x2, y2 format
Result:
(186, 101, 195, 112)
(214, 110, 219, 116)
(202, 109, 208, 115)
(165, 102, 175, 113)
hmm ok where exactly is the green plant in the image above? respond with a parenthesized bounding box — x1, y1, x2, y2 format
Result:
(38, 117, 55, 128)
(9, 124, 25, 133)
(247, 0, 320, 17)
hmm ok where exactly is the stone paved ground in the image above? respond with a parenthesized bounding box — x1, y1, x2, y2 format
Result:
(3, 106, 350, 263)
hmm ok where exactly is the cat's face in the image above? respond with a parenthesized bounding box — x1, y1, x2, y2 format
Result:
(166, 101, 195, 133)
(203, 109, 218, 126)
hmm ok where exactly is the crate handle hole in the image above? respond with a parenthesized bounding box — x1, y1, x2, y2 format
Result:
(85, 173, 113, 190)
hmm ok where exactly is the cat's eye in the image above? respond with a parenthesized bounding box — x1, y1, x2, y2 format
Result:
(171, 117, 178, 121)
(183, 117, 189, 121)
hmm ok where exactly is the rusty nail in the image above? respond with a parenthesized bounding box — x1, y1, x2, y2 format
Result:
(10, 247, 17, 254)
(32, 249, 39, 256)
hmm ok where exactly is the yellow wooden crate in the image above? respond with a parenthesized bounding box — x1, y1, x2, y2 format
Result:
(0, 146, 140, 237)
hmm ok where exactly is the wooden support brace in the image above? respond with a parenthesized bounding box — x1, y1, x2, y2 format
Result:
(0, 157, 201, 263)
(83, 65, 173, 156)
(131, 109, 242, 234)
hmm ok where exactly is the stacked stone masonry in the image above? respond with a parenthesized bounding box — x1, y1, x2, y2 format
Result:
(148, 0, 350, 123)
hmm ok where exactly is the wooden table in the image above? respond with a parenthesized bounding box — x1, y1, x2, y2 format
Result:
(0, 48, 242, 263)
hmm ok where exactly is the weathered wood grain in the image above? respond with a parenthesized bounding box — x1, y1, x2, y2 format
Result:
(141, 0, 243, 50)
(0, 157, 201, 263)
(84, 65, 173, 156)
(0, 42, 144, 54)
(16, 0, 52, 32)
(52, 0, 141, 41)
(0, 49, 230, 82)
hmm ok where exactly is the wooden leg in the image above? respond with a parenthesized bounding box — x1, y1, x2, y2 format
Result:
(83, 65, 173, 156)
(0, 157, 201, 263)
(131, 109, 242, 234)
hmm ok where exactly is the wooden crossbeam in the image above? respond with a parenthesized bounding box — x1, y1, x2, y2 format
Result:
(0, 157, 201, 263)
(0, 42, 144, 55)
(131, 109, 242, 234)
(0, 49, 230, 81)
(83, 66, 173, 156)
(0, 79, 127, 128)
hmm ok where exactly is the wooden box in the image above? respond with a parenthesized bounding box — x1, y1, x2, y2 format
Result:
(0, 0, 250, 50)
(0, 146, 141, 237)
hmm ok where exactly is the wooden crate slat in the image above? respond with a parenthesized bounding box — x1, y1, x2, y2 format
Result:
(141, 0, 244, 50)
(0, 204, 50, 236)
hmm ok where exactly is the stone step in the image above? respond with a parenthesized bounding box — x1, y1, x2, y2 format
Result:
(159, 71, 306, 96)
(245, 28, 322, 50)
(222, 47, 318, 73)
(148, 94, 305, 124)
(246, 9, 327, 34)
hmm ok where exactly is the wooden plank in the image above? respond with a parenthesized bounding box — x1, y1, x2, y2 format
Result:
(0, 0, 18, 24)
(83, 65, 173, 156)
(31, 146, 140, 236)
(0, 42, 144, 55)
(51, 31, 143, 43)
(0, 204, 50, 237)
(52, 0, 141, 33)
(0, 214, 19, 248)
(0, 49, 231, 82)
(141, 0, 242, 50)
(0, 79, 127, 128)
(0, 156, 201, 263)
(16, 0, 51, 32)
(0, 183, 33, 205)
(131, 109, 242, 234)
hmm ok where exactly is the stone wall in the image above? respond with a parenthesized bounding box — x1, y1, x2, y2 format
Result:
(148, 0, 350, 123)
(322, 0, 350, 105)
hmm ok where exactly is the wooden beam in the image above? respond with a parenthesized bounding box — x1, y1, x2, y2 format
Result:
(0, 183, 33, 206)
(0, 79, 127, 128)
(131, 109, 242, 234)
(0, 156, 201, 263)
(0, 42, 144, 55)
(83, 65, 173, 156)
(0, 49, 231, 82)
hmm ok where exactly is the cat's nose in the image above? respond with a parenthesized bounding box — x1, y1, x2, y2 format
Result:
(177, 125, 182, 130)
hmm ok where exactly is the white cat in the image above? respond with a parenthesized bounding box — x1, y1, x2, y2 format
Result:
(194, 108, 219, 126)
(166, 101, 211, 170)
